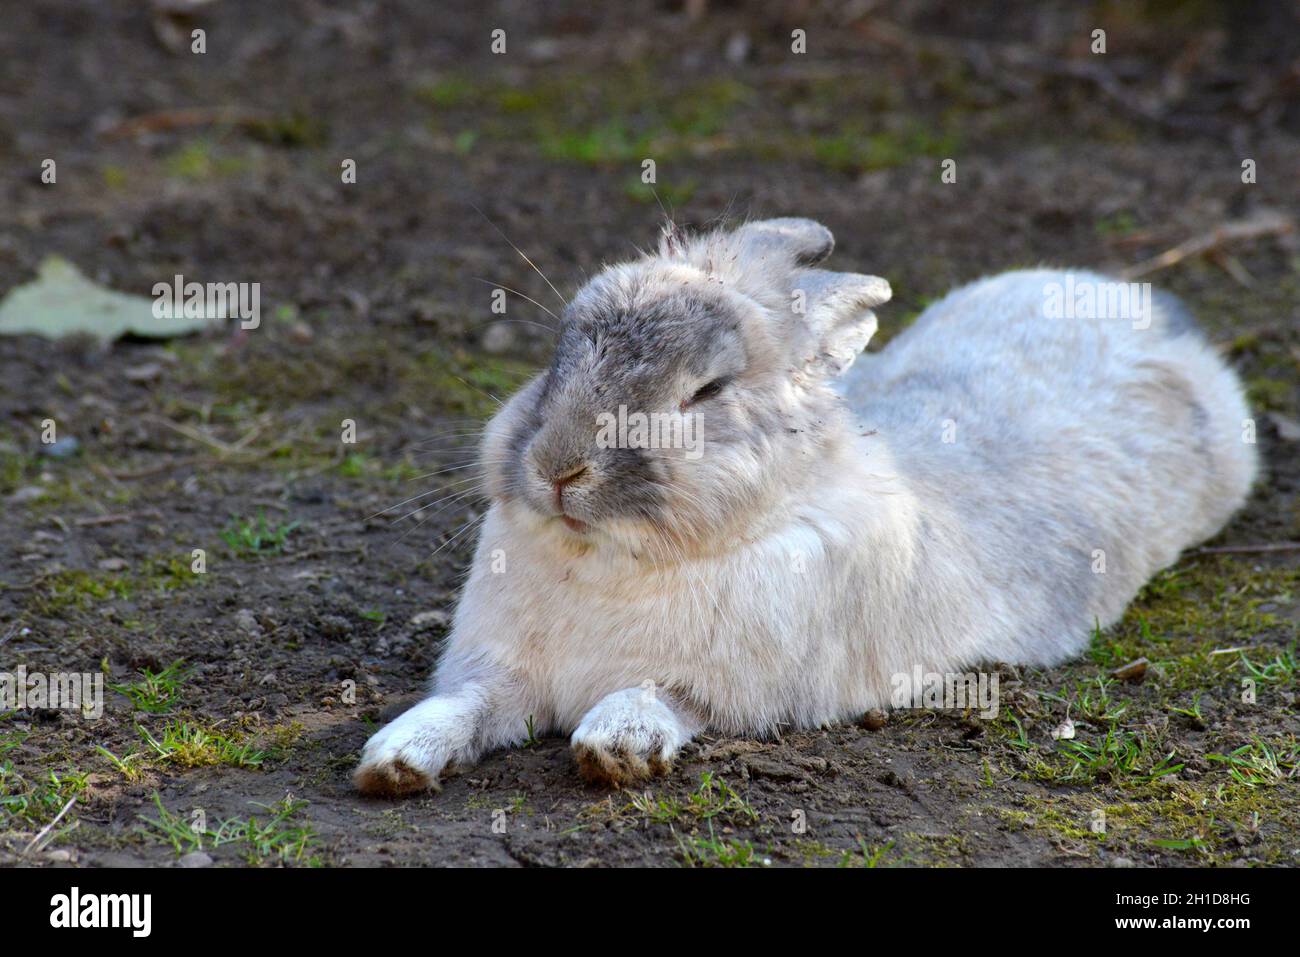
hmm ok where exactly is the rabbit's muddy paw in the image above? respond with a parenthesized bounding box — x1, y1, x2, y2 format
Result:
(570, 688, 689, 787)
(353, 696, 478, 797)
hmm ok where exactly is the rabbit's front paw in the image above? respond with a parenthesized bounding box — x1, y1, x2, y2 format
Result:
(354, 695, 481, 797)
(571, 687, 693, 787)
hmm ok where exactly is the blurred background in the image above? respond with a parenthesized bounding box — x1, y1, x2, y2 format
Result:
(0, 1, 1297, 867)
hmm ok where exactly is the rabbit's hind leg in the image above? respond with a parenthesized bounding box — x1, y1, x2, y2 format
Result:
(570, 686, 700, 787)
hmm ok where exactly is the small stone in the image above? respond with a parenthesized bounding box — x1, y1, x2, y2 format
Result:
(7, 486, 47, 504)
(1051, 718, 1076, 740)
(1109, 856, 1136, 868)
(1269, 412, 1300, 442)
(725, 32, 751, 64)
(234, 608, 262, 635)
(410, 609, 451, 631)
(480, 321, 516, 355)
(1111, 657, 1149, 682)
(319, 614, 352, 638)
(97, 557, 129, 572)
(178, 851, 213, 868)
(124, 362, 163, 383)
(860, 708, 889, 730)
(39, 437, 81, 459)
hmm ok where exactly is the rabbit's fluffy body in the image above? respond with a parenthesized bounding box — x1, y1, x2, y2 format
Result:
(355, 219, 1256, 794)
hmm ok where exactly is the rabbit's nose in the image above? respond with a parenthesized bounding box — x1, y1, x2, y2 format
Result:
(549, 464, 589, 507)
(551, 463, 589, 491)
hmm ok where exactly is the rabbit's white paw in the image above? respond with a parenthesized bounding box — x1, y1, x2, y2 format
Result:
(571, 687, 695, 787)
(354, 695, 480, 797)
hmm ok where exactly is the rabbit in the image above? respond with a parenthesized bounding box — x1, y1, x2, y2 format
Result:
(354, 217, 1258, 795)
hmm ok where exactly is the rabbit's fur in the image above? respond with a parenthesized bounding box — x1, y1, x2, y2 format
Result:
(355, 218, 1257, 794)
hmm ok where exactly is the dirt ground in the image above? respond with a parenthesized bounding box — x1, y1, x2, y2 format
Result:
(1, 0, 1298, 867)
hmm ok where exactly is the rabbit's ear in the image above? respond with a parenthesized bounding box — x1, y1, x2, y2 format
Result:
(734, 218, 835, 266)
(792, 268, 891, 377)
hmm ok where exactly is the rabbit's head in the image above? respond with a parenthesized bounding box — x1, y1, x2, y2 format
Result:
(482, 217, 890, 557)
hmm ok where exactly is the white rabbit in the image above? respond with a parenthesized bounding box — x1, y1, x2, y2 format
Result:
(355, 217, 1257, 794)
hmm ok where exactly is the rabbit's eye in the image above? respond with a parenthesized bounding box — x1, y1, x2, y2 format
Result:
(685, 378, 728, 407)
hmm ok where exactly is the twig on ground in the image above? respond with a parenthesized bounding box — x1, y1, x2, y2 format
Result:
(1120, 210, 1293, 280)
(98, 107, 269, 140)
(1189, 542, 1300, 556)
(73, 510, 164, 527)
(22, 796, 77, 857)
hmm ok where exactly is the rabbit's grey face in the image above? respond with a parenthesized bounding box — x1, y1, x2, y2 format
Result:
(480, 219, 890, 556)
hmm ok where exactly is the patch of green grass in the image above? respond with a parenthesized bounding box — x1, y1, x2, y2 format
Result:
(843, 837, 896, 868)
(141, 793, 318, 865)
(137, 720, 270, 769)
(626, 772, 757, 826)
(1054, 728, 1183, 784)
(1039, 676, 1128, 724)
(523, 715, 541, 749)
(1206, 737, 1299, 788)
(1169, 694, 1207, 728)
(1240, 644, 1298, 684)
(95, 745, 148, 782)
(109, 659, 190, 713)
(220, 512, 300, 556)
(676, 822, 761, 868)
(0, 734, 87, 829)
(989, 708, 1034, 749)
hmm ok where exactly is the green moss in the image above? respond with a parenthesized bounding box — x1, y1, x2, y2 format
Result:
(1246, 377, 1292, 412)
(414, 77, 477, 108)
(896, 831, 969, 866)
(27, 555, 202, 616)
(799, 123, 959, 174)
(101, 165, 128, 190)
(163, 139, 250, 181)
(1002, 777, 1299, 864)
(1094, 211, 1140, 238)
(245, 111, 329, 148)
(1090, 559, 1299, 690)
(420, 349, 535, 417)
(33, 569, 132, 613)
(137, 720, 271, 769)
